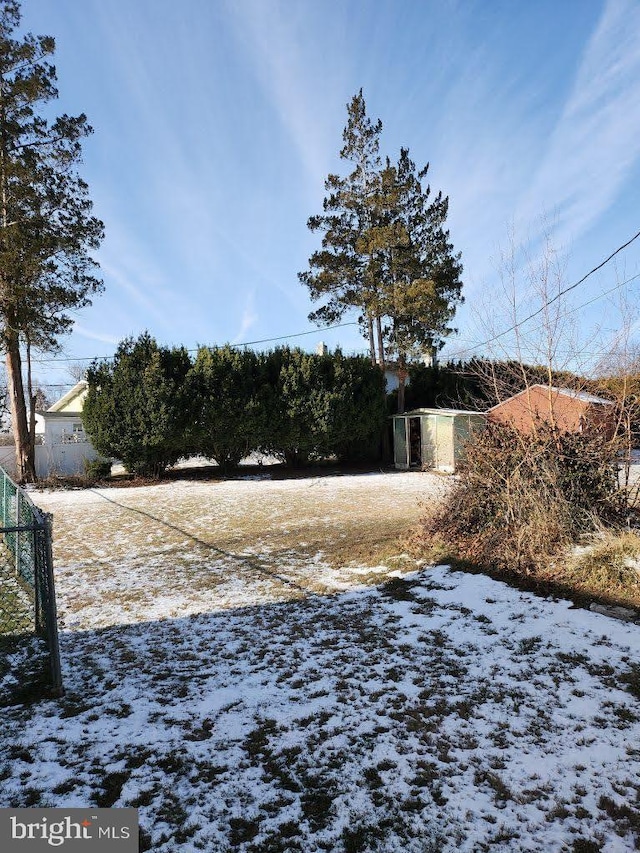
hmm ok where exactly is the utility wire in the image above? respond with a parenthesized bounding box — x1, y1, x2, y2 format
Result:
(32, 321, 360, 365)
(448, 229, 640, 359)
(447, 270, 640, 358)
(223, 322, 358, 350)
(29, 228, 640, 369)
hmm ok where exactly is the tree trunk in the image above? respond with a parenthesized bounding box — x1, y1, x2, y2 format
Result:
(367, 316, 376, 365)
(5, 331, 36, 482)
(397, 353, 408, 414)
(397, 376, 406, 414)
(26, 339, 37, 473)
(376, 315, 385, 368)
(0, 95, 34, 481)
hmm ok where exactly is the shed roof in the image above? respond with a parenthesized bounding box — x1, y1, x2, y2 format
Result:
(394, 407, 486, 418)
(546, 385, 613, 406)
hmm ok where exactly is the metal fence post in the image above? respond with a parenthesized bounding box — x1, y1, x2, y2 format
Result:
(15, 487, 20, 577)
(42, 513, 63, 697)
(34, 522, 43, 635)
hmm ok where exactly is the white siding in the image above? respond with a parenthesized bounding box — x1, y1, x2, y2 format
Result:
(35, 442, 101, 479)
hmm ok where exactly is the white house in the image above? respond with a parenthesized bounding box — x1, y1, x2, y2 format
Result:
(35, 381, 103, 478)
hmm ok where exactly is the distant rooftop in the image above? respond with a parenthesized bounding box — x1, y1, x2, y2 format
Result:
(537, 385, 613, 406)
(47, 380, 88, 413)
(399, 407, 486, 417)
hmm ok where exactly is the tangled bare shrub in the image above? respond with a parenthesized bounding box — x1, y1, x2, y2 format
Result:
(415, 422, 626, 575)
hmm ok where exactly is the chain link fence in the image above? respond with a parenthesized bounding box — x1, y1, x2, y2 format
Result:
(0, 466, 63, 705)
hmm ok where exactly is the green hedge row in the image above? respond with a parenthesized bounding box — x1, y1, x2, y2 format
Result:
(82, 333, 386, 477)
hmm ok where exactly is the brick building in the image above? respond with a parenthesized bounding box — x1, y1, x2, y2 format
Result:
(487, 384, 615, 438)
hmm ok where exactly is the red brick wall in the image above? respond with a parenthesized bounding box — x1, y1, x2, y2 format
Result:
(487, 386, 615, 438)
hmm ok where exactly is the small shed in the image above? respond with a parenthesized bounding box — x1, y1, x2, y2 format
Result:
(487, 385, 615, 438)
(392, 408, 486, 472)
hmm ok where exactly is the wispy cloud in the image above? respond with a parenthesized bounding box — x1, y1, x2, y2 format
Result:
(72, 324, 121, 347)
(516, 0, 640, 246)
(88, 0, 308, 342)
(222, 0, 344, 191)
(98, 255, 169, 330)
(231, 293, 258, 344)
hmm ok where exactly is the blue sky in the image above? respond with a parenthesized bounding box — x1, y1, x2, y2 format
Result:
(20, 0, 640, 388)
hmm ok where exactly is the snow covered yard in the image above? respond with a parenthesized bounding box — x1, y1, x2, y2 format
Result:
(1, 471, 640, 851)
(32, 471, 449, 629)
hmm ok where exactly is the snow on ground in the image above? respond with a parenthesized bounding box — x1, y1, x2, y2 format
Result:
(34, 472, 447, 631)
(1, 472, 640, 851)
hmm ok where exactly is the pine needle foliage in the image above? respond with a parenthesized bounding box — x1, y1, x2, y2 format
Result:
(300, 89, 463, 403)
(188, 346, 264, 472)
(82, 337, 386, 476)
(260, 347, 386, 466)
(83, 334, 191, 479)
(0, 0, 104, 481)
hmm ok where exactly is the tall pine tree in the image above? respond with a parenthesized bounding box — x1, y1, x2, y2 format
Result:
(300, 89, 384, 365)
(379, 148, 463, 411)
(0, 1, 103, 481)
(301, 91, 463, 409)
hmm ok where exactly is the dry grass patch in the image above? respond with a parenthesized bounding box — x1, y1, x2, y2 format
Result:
(40, 475, 434, 566)
(320, 517, 417, 569)
(35, 472, 447, 629)
(562, 531, 640, 608)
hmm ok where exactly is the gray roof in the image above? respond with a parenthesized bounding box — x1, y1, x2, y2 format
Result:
(38, 411, 84, 420)
(544, 385, 613, 406)
(395, 407, 486, 417)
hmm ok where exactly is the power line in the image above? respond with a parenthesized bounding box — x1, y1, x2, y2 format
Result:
(28, 228, 640, 369)
(32, 321, 360, 365)
(569, 271, 640, 313)
(447, 270, 640, 357)
(449, 230, 640, 359)
(226, 322, 359, 349)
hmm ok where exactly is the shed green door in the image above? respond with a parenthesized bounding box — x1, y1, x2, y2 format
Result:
(393, 418, 408, 468)
(453, 416, 469, 462)
(435, 416, 454, 469)
(421, 416, 436, 468)
(454, 415, 485, 467)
